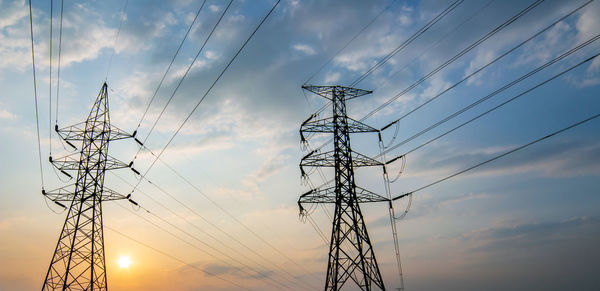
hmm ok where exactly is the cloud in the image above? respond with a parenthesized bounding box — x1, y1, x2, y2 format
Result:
(208, 5, 220, 13)
(0, 0, 27, 30)
(575, 1, 600, 44)
(323, 71, 340, 83)
(463, 216, 600, 253)
(201, 263, 273, 280)
(0, 107, 16, 120)
(292, 43, 316, 56)
(464, 50, 496, 86)
(404, 139, 600, 180)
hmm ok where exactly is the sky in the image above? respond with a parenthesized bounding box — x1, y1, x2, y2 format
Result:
(1, 0, 599, 290)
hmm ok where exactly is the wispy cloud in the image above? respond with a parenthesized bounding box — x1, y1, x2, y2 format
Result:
(292, 43, 316, 56)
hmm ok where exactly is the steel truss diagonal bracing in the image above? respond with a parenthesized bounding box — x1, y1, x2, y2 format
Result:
(299, 85, 386, 290)
(42, 83, 134, 290)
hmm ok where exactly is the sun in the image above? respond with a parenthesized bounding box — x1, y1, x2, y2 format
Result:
(117, 256, 132, 268)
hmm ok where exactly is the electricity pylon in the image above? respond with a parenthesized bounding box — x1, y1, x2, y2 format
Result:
(42, 83, 137, 290)
(298, 85, 389, 290)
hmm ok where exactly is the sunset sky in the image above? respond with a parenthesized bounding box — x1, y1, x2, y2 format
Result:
(1, 0, 599, 290)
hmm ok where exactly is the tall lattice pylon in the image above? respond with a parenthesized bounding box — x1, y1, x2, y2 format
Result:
(42, 83, 136, 290)
(299, 85, 389, 290)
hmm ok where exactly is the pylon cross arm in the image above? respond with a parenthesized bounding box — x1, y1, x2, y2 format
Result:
(301, 116, 379, 134)
(301, 150, 383, 168)
(302, 85, 372, 100)
(56, 123, 133, 142)
(50, 154, 130, 171)
(107, 125, 135, 141)
(298, 186, 389, 214)
(42, 184, 75, 202)
(99, 187, 130, 201)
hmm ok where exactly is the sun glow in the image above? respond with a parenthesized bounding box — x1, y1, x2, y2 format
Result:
(117, 256, 132, 268)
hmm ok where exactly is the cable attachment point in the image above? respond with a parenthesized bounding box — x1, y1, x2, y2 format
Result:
(54, 200, 66, 209)
(60, 170, 72, 179)
(65, 140, 77, 150)
(131, 167, 140, 175)
(387, 155, 404, 165)
(392, 193, 413, 220)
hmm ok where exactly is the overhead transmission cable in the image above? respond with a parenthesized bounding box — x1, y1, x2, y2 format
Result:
(114, 201, 298, 291)
(359, 0, 545, 121)
(28, 0, 45, 191)
(380, 0, 594, 132)
(49, 0, 53, 156)
(382, 51, 600, 164)
(109, 171, 316, 290)
(55, 0, 64, 125)
(105, 225, 253, 290)
(105, 0, 129, 81)
(131, 0, 281, 190)
(312, 0, 545, 153)
(114, 201, 295, 290)
(308, 0, 570, 192)
(134, 0, 208, 132)
(127, 0, 321, 282)
(131, 0, 232, 162)
(132, 142, 323, 283)
(349, 0, 464, 87)
(312, 40, 600, 193)
(310, 0, 464, 117)
(303, 0, 399, 85)
(380, 34, 600, 156)
(392, 112, 600, 201)
(380, 0, 495, 106)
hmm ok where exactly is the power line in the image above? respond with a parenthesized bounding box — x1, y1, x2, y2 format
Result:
(131, 142, 322, 284)
(105, 0, 129, 81)
(309, 0, 464, 117)
(381, 34, 600, 156)
(28, 0, 45, 191)
(392, 111, 600, 201)
(54, 0, 64, 125)
(114, 202, 297, 291)
(135, 0, 208, 131)
(131, 0, 281, 190)
(378, 0, 495, 110)
(311, 0, 545, 154)
(132, 0, 232, 162)
(304, 0, 399, 85)
(358, 0, 545, 122)
(104, 225, 253, 290)
(109, 170, 316, 290)
(380, 0, 594, 131)
(49, 0, 53, 156)
(384, 51, 600, 164)
(350, 0, 464, 87)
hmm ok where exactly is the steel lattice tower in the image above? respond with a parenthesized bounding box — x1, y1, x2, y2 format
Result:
(42, 83, 135, 290)
(299, 85, 389, 291)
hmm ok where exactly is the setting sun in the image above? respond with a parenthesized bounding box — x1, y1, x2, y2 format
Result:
(117, 256, 132, 269)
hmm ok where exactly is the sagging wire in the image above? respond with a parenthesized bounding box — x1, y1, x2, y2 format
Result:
(42, 195, 66, 214)
(300, 112, 320, 151)
(306, 214, 329, 245)
(50, 165, 72, 183)
(383, 120, 401, 149)
(378, 131, 407, 291)
(389, 155, 407, 183)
